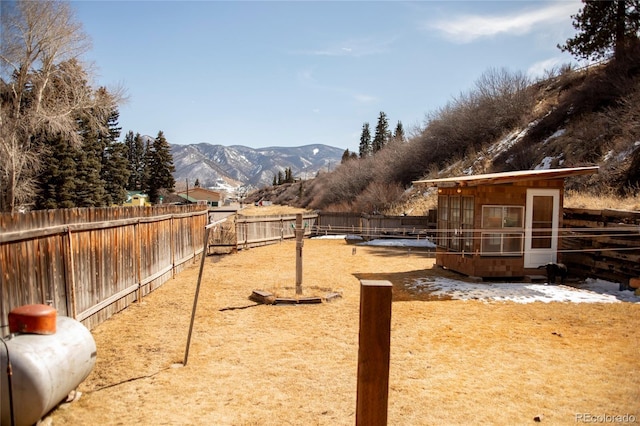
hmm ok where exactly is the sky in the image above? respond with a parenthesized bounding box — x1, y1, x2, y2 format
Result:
(73, 0, 585, 153)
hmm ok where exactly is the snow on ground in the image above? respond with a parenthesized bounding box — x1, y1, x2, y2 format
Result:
(408, 277, 638, 304)
(311, 236, 638, 304)
(357, 238, 437, 248)
(312, 234, 437, 248)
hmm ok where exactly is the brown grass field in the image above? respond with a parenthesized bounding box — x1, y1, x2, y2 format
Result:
(48, 239, 640, 425)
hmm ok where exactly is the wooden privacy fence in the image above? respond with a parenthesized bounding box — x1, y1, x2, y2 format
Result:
(0, 205, 208, 336)
(561, 208, 640, 287)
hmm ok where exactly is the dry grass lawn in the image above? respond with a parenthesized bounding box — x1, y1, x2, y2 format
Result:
(48, 239, 640, 425)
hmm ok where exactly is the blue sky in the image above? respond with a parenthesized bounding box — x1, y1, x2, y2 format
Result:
(74, 0, 584, 153)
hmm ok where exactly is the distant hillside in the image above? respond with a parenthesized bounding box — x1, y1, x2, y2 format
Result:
(170, 143, 344, 190)
(246, 57, 640, 213)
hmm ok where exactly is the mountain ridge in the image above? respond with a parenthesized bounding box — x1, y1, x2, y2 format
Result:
(170, 142, 344, 191)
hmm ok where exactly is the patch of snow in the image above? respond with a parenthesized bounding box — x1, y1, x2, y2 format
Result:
(487, 124, 535, 156)
(311, 236, 436, 248)
(535, 156, 555, 170)
(358, 238, 436, 248)
(543, 129, 565, 144)
(312, 234, 354, 240)
(407, 277, 638, 304)
(313, 148, 319, 155)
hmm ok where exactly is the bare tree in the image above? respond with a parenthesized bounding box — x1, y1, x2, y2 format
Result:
(0, 1, 120, 212)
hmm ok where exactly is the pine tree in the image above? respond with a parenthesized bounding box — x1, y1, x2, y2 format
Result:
(143, 131, 175, 204)
(359, 122, 372, 158)
(75, 113, 107, 207)
(372, 111, 391, 153)
(125, 131, 146, 191)
(559, 0, 640, 62)
(35, 135, 76, 209)
(285, 167, 294, 183)
(393, 120, 405, 142)
(143, 139, 157, 203)
(194, 178, 200, 187)
(277, 170, 284, 185)
(342, 149, 352, 163)
(99, 103, 129, 205)
(152, 131, 175, 191)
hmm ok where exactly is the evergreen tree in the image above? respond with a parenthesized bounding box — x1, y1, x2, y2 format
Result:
(272, 174, 277, 186)
(359, 122, 372, 158)
(277, 170, 284, 185)
(194, 178, 200, 187)
(286, 167, 295, 183)
(99, 102, 129, 205)
(342, 149, 352, 163)
(393, 120, 405, 142)
(372, 111, 391, 153)
(75, 113, 107, 207)
(152, 131, 175, 190)
(559, 0, 640, 62)
(144, 131, 175, 204)
(35, 136, 76, 209)
(125, 131, 146, 190)
(143, 139, 157, 202)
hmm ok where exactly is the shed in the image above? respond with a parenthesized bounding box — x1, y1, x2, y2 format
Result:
(413, 166, 599, 279)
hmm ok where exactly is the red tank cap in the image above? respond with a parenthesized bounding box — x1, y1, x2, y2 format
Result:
(8, 304, 57, 335)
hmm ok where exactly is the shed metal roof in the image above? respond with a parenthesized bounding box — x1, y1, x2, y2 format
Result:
(413, 166, 599, 187)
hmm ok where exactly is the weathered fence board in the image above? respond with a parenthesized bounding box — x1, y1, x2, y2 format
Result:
(562, 208, 640, 287)
(1, 206, 208, 335)
(234, 213, 317, 249)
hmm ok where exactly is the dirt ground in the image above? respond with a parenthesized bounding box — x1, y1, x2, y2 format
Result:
(48, 239, 640, 425)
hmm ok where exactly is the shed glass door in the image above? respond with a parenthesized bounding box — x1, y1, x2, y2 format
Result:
(524, 189, 559, 268)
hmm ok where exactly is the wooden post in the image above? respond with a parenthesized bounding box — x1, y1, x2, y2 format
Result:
(184, 217, 225, 366)
(184, 225, 211, 366)
(295, 213, 304, 295)
(356, 280, 392, 426)
(135, 221, 143, 304)
(170, 216, 175, 278)
(64, 227, 77, 319)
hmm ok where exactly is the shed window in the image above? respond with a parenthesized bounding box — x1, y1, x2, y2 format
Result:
(481, 206, 524, 256)
(438, 195, 474, 252)
(437, 195, 448, 247)
(461, 196, 474, 252)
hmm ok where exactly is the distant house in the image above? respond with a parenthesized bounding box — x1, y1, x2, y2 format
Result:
(123, 191, 150, 207)
(414, 166, 599, 279)
(177, 187, 222, 207)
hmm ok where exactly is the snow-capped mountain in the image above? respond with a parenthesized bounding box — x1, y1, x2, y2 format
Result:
(170, 143, 345, 189)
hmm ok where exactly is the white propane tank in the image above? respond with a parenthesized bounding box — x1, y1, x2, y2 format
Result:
(1, 316, 97, 426)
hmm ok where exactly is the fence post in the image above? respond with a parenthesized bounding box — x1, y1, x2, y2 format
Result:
(170, 215, 176, 278)
(295, 213, 304, 295)
(135, 221, 142, 303)
(356, 279, 392, 426)
(64, 228, 77, 319)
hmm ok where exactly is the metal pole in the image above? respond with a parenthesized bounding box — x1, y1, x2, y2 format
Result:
(183, 218, 226, 366)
